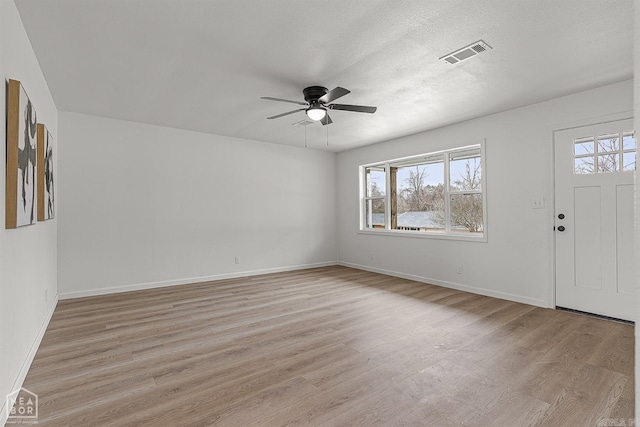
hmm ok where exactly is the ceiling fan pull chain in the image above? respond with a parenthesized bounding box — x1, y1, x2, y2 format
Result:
(304, 124, 307, 148)
(326, 123, 329, 146)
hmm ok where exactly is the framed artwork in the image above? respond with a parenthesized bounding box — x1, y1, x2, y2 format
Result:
(6, 79, 38, 229)
(37, 123, 55, 221)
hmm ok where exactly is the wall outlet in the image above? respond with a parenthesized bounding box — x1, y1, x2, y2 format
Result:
(234, 256, 240, 264)
(457, 264, 464, 274)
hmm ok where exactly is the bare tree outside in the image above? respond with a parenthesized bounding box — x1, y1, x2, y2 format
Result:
(452, 158, 482, 191)
(399, 167, 426, 212)
(574, 135, 637, 174)
(433, 157, 483, 232)
(397, 166, 444, 213)
(450, 158, 483, 232)
(574, 136, 620, 174)
(368, 181, 385, 213)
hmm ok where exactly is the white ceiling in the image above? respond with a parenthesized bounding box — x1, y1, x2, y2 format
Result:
(14, 0, 633, 152)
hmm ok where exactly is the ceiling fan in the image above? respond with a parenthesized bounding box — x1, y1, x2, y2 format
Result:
(261, 86, 377, 125)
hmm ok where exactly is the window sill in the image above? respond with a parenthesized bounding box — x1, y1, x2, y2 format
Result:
(357, 228, 487, 242)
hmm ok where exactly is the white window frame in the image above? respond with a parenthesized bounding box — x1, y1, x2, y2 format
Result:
(359, 142, 487, 242)
(362, 165, 387, 229)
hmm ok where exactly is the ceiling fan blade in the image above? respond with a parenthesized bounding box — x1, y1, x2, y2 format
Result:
(267, 108, 306, 119)
(329, 104, 377, 114)
(261, 96, 308, 106)
(320, 113, 333, 126)
(319, 87, 350, 104)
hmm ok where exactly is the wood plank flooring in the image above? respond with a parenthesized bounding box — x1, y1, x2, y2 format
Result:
(19, 266, 634, 426)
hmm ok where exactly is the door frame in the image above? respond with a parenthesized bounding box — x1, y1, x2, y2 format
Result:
(549, 111, 634, 310)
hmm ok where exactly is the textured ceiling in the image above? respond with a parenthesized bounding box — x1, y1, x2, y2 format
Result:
(14, 0, 633, 152)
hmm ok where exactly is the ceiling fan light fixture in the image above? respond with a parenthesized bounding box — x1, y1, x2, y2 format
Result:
(262, 86, 375, 126)
(306, 104, 326, 121)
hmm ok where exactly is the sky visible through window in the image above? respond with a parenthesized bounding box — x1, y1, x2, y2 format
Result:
(397, 162, 444, 188)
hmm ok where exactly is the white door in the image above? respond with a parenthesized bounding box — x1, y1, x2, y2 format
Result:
(555, 119, 635, 321)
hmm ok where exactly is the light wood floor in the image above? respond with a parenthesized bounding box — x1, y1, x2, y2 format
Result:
(21, 266, 633, 426)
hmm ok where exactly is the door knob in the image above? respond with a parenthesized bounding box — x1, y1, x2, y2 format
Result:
(557, 226, 565, 232)
(558, 214, 565, 219)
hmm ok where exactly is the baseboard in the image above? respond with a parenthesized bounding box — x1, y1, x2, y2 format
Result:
(54, 261, 550, 307)
(58, 261, 338, 300)
(338, 261, 550, 308)
(0, 296, 58, 426)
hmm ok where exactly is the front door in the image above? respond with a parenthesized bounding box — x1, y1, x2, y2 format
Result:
(554, 119, 635, 321)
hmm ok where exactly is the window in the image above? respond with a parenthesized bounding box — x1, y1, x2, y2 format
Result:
(363, 166, 386, 229)
(361, 144, 486, 240)
(574, 131, 636, 174)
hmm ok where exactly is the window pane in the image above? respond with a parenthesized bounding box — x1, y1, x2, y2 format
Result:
(365, 199, 385, 228)
(574, 157, 594, 174)
(365, 167, 385, 197)
(597, 134, 619, 153)
(623, 132, 636, 150)
(395, 163, 443, 212)
(574, 138, 594, 155)
(450, 194, 483, 233)
(450, 151, 482, 191)
(623, 151, 636, 171)
(597, 153, 619, 173)
(393, 162, 445, 232)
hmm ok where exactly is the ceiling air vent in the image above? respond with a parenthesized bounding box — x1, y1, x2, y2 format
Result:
(440, 40, 492, 65)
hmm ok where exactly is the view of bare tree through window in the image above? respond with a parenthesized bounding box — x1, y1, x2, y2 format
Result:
(450, 157, 483, 232)
(574, 132, 636, 174)
(395, 162, 445, 231)
(362, 146, 484, 235)
(367, 181, 385, 213)
(364, 167, 385, 228)
(433, 156, 483, 233)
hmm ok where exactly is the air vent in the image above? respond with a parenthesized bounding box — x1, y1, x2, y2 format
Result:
(292, 119, 314, 127)
(440, 40, 492, 65)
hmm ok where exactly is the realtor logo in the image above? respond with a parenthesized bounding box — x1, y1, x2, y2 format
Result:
(6, 388, 38, 424)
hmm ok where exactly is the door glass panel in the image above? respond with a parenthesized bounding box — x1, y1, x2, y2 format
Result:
(623, 151, 636, 171)
(574, 138, 594, 156)
(597, 134, 619, 153)
(573, 132, 635, 175)
(597, 153, 619, 173)
(575, 157, 594, 174)
(622, 132, 636, 150)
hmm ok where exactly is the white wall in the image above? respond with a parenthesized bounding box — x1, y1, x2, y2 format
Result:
(337, 80, 633, 307)
(0, 0, 58, 424)
(57, 112, 337, 298)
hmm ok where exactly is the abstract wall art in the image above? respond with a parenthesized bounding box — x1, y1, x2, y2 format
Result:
(6, 79, 38, 229)
(37, 123, 54, 221)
